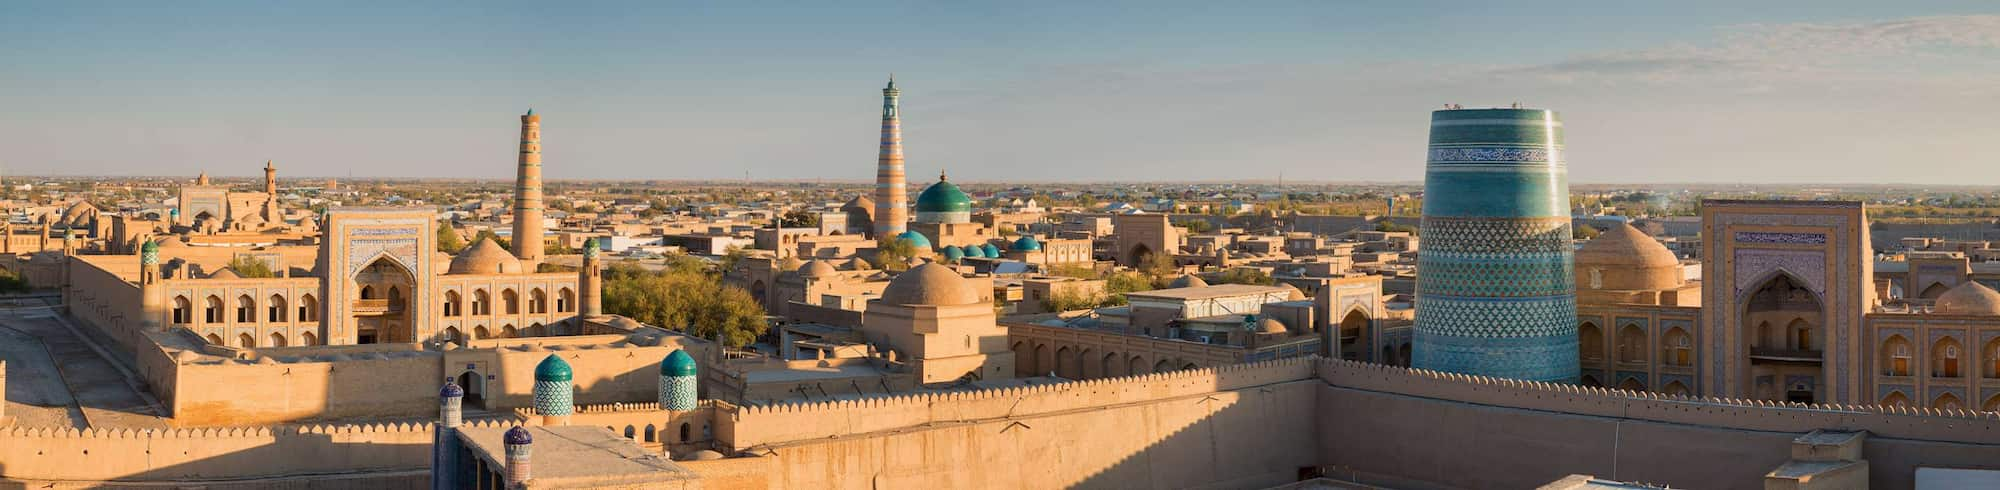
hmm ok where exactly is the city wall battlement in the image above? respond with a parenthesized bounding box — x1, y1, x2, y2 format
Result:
(1315, 358, 2000, 444)
(0, 419, 517, 482)
(723, 356, 1321, 449)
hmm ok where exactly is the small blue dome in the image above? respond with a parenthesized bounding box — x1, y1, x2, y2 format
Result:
(942, 245, 965, 261)
(505, 426, 533, 445)
(962, 244, 985, 258)
(980, 243, 1001, 257)
(895, 231, 932, 250)
(661, 350, 697, 376)
(534, 354, 573, 382)
(440, 382, 464, 398)
(1011, 236, 1041, 251)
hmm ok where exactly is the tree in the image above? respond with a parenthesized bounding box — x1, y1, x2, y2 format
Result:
(600, 263, 768, 348)
(544, 241, 572, 256)
(1174, 219, 1213, 234)
(1375, 220, 1418, 234)
(875, 238, 919, 272)
(778, 210, 820, 228)
(719, 245, 750, 272)
(1135, 251, 1177, 279)
(1573, 224, 1601, 240)
(436, 221, 466, 254)
(473, 229, 510, 251)
(1211, 268, 1274, 286)
(226, 256, 276, 278)
(1044, 289, 1107, 312)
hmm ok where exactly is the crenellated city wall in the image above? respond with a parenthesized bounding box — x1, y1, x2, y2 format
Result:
(0, 419, 505, 483)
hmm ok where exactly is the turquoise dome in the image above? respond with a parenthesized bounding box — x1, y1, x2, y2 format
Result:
(962, 244, 985, 258)
(942, 245, 965, 261)
(980, 243, 1001, 257)
(661, 350, 697, 377)
(534, 354, 573, 382)
(1011, 236, 1041, 251)
(914, 174, 972, 214)
(895, 231, 932, 249)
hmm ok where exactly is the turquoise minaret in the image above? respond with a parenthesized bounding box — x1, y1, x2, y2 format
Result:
(659, 349, 698, 411)
(1412, 107, 1577, 383)
(532, 354, 574, 425)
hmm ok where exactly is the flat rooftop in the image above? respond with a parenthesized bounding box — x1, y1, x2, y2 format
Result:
(1127, 284, 1290, 301)
(457, 425, 696, 486)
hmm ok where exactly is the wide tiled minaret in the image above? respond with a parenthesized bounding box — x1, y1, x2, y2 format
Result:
(872, 76, 908, 239)
(513, 109, 545, 267)
(1412, 107, 1577, 383)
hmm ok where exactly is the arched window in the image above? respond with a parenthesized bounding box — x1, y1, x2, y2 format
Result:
(474, 325, 491, 340)
(1578, 322, 1603, 362)
(1787, 318, 1814, 351)
(1882, 336, 1913, 376)
(1934, 393, 1963, 410)
(298, 294, 318, 322)
(1986, 338, 2000, 379)
(501, 325, 518, 338)
(1882, 391, 1911, 407)
(238, 332, 256, 348)
(206, 333, 223, 345)
(386, 286, 403, 309)
(679, 422, 691, 442)
(301, 331, 318, 346)
(1662, 327, 1692, 367)
(1933, 337, 1963, 378)
(268, 295, 287, 322)
(172, 296, 192, 324)
(1617, 377, 1646, 392)
(360, 285, 376, 299)
(204, 296, 224, 323)
(558, 288, 575, 313)
(443, 326, 462, 345)
(644, 424, 657, 443)
(235, 295, 256, 323)
(502, 289, 520, 315)
(268, 332, 288, 347)
(530, 288, 548, 314)
(444, 291, 463, 317)
(1617, 324, 1646, 364)
(1663, 381, 1691, 396)
(473, 289, 491, 315)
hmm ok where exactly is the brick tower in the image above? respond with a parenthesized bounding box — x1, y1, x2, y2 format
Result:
(513, 109, 545, 267)
(872, 76, 908, 239)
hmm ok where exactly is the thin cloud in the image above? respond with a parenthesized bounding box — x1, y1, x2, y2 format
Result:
(1505, 15, 2000, 82)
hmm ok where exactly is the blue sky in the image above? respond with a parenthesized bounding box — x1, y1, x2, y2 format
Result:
(3, 2, 1997, 183)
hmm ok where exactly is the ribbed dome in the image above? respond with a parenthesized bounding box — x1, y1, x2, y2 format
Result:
(1011, 235, 1042, 251)
(1169, 275, 1208, 288)
(440, 382, 464, 398)
(914, 175, 972, 214)
(1935, 282, 2000, 316)
(880, 262, 983, 306)
(1255, 318, 1287, 334)
(980, 243, 1001, 257)
(448, 238, 523, 275)
(799, 260, 836, 278)
(895, 231, 932, 250)
(1575, 223, 1681, 291)
(661, 350, 697, 376)
(60, 202, 98, 226)
(942, 245, 965, 261)
(961, 244, 984, 258)
(504, 426, 533, 445)
(535, 354, 573, 381)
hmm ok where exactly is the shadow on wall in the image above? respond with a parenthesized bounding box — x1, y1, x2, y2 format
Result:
(0, 427, 432, 485)
(1067, 378, 1323, 489)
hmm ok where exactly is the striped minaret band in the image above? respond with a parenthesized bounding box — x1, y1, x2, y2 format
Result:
(873, 76, 908, 238)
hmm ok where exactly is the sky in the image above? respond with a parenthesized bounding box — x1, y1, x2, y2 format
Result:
(3, 2, 1997, 184)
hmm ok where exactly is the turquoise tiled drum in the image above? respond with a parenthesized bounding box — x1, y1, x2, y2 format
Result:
(533, 354, 574, 416)
(1413, 108, 1578, 383)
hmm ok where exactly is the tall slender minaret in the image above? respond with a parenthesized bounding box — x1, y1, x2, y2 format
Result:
(513, 109, 545, 267)
(263, 160, 277, 195)
(872, 76, 908, 239)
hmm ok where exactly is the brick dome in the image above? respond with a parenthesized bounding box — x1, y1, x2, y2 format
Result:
(1935, 282, 2000, 316)
(881, 263, 982, 306)
(448, 238, 523, 275)
(1575, 223, 1680, 291)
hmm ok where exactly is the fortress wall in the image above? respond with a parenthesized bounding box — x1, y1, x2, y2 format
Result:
(726, 356, 1318, 450)
(63, 259, 144, 351)
(1314, 359, 2000, 490)
(731, 365, 1322, 489)
(169, 352, 439, 427)
(0, 420, 467, 482)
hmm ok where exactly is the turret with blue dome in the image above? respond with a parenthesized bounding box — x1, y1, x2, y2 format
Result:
(659, 349, 699, 411)
(532, 354, 574, 424)
(895, 230, 932, 250)
(914, 171, 973, 224)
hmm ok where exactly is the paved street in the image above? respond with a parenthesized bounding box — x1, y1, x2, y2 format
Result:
(0, 304, 169, 429)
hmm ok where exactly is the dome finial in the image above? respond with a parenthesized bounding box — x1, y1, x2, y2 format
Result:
(525, 108, 534, 116)
(939, 169, 947, 182)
